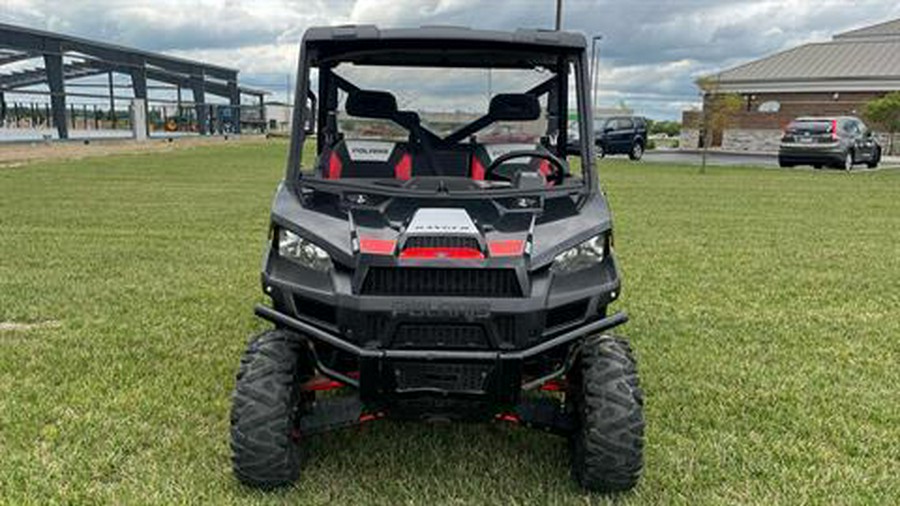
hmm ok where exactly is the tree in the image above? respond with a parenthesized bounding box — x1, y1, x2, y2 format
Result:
(649, 120, 681, 137)
(864, 91, 900, 156)
(695, 76, 743, 173)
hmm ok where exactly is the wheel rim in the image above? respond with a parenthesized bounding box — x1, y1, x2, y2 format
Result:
(633, 144, 642, 158)
(845, 152, 853, 171)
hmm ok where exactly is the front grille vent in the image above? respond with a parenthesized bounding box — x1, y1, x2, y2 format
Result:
(393, 324, 488, 349)
(393, 362, 492, 392)
(361, 267, 521, 297)
(403, 236, 481, 251)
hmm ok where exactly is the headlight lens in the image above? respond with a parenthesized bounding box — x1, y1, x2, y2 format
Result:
(278, 229, 332, 272)
(551, 234, 608, 274)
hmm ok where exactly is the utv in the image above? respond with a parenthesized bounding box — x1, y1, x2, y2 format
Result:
(231, 25, 644, 493)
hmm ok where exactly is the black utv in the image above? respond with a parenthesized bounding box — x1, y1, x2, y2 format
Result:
(231, 25, 645, 494)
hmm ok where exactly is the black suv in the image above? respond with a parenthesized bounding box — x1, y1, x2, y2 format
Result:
(595, 116, 648, 160)
(778, 116, 881, 170)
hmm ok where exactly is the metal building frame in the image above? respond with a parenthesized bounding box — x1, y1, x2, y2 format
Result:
(0, 22, 267, 139)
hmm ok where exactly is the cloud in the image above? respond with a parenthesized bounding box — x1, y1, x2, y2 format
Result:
(2, 0, 900, 119)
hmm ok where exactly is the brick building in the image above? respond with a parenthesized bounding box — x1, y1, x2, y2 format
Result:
(682, 18, 900, 153)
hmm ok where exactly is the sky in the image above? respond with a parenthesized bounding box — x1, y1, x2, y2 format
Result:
(2, 0, 900, 120)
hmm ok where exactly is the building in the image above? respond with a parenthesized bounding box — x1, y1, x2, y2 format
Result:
(682, 18, 900, 153)
(0, 22, 267, 140)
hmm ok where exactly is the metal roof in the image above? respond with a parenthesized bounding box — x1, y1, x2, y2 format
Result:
(304, 25, 586, 49)
(712, 18, 900, 93)
(834, 18, 900, 40)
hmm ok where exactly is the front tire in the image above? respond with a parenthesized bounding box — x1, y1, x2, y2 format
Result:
(569, 336, 644, 493)
(629, 142, 644, 161)
(867, 147, 881, 169)
(231, 329, 315, 488)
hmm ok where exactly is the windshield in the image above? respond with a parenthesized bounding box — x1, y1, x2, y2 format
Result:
(787, 120, 834, 134)
(296, 55, 588, 194)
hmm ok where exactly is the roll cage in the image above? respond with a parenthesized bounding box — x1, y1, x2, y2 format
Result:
(284, 26, 599, 193)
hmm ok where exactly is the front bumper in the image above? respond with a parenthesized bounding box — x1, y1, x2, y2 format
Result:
(255, 304, 627, 407)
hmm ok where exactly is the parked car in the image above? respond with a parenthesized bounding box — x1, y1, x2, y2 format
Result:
(595, 116, 648, 160)
(778, 116, 881, 170)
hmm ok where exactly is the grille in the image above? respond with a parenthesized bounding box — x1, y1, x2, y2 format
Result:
(546, 299, 588, 329)
(361, 267, 521, 297)
(403, 236, 481, 251)
(393, 362, 492, 392)
(492, 315, 517, 345)
(393, 324, 488, 349)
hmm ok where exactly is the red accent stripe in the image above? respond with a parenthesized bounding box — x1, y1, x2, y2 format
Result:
(496, 413, 520, 423)
(471, 155, 485, 180)
(488, 240, 525, 257)
(327, 151, 342, 179)
(394, 153, 412, 180)
(303, 376, 345, 391)
(400, 247, 484, 259)
(359, 237, 396, 255)
(539, 379, 565, 392)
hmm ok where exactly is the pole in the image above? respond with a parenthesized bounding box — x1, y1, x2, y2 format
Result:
(555, 0, 563, 30)
(109, 71, 117, 129)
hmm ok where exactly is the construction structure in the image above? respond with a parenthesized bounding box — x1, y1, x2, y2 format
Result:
(682, 18, 900, 153)
(0, 22, 268, 140)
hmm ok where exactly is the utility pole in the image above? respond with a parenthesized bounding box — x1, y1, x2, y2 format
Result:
(555, 0, 563, 30)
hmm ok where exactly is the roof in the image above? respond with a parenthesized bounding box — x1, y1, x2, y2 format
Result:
(304, 25, 586, 49)
(711, 18, 900, 93)
(834, 18, 900, 40)
(302, 25, 586, 68)
(0, 22, 237, 77)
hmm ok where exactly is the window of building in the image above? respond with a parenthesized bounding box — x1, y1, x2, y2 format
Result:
(757, 100, 780, 113)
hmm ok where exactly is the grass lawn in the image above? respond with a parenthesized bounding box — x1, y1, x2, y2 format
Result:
(1, 141, 898, 504)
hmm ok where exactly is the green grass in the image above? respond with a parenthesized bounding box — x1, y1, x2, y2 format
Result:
(1, 142, 898, 504)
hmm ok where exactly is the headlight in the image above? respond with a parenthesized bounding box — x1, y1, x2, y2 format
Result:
(278, 229, 333, 272)
(551, 233, 608, 274)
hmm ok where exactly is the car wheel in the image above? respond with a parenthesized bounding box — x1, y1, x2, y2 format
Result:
(867, 147, 880, 169)
(844, 151, 854, 171)
(628, 142, 644, 161)
(568, 335, 644, 493)
(813, 164, 822, 169)
(778, 158, 793, 168)
(596, 144, 606, 159)
(231, 329, 316, 488)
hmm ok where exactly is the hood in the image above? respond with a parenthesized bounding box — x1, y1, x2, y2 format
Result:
(269, 182, 611, 270)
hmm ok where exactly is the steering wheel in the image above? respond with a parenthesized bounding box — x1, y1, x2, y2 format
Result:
(484, 150, 567, 185)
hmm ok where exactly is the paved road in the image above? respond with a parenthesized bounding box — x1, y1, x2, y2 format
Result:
(638, 150, 900, 170)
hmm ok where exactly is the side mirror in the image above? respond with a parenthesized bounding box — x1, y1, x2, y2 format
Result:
(604, 126, 615, 133)
(345, 89, 398, 119)
(489, 94, 541, 121)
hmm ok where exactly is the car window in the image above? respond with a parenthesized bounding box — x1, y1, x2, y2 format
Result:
(597, 118, 614, 132)
(618, 118, 634, 130)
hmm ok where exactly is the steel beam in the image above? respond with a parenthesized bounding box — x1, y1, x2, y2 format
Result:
(43, 45, 68, 139)
(228, 74, 241, 133)
(191, 73, 208, 135)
